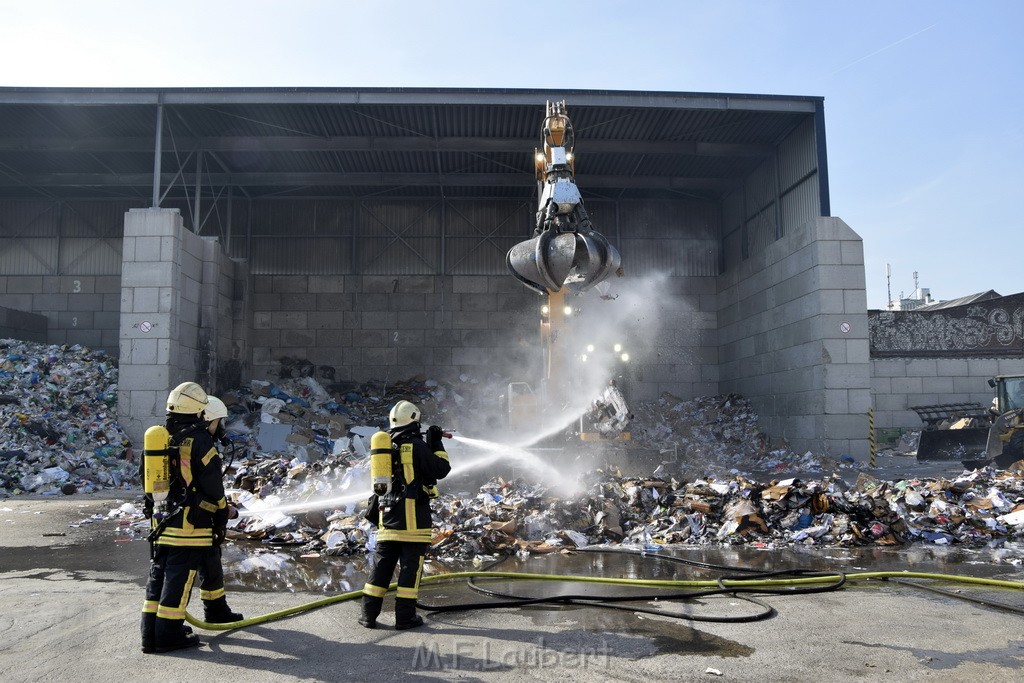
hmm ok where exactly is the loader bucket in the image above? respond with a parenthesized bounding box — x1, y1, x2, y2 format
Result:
(916, 426, 990, 461)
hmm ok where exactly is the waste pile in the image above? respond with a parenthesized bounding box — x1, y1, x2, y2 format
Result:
(630, 392, 834, 476)
(0, 339, 135, 497)
(430, 466, 1024, 557)
(221, 458, 1024, 563)
(3, 341, 1021, 562)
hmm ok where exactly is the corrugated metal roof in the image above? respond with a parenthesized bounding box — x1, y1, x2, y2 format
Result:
(914, 290, 1002, 311)
(0, 86, 823, 203)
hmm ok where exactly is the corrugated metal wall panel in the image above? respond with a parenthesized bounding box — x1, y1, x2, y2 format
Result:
(721, 190, 744, 233)
(358, 237, 440, 275)
(0, 201, 59, 236)
(723, 229, 743, 269)
(63, 201, 141, 238)
(58, 238, 123, 275)
(781, 176, 819, 232)
(620, 238, 719, 276)
(445, 201, 531, 238)
(244, 199, 354, 236)
(744, 157, 777, 215)
(358, 201, 441, 239)
(747, 207, 776, 254)
(778, 118, 817, 192)
(0, 238, 58, 274)
(618, 200, 719, 240)
(249, 237, 350, 275)
(446, 236, 518, 274)
(249, 201, 320, 236)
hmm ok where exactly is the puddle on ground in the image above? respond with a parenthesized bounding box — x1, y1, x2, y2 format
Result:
(4, 524, 1021, 603)
(0, 539, 150, 584)
(219, 540, 1024, 593)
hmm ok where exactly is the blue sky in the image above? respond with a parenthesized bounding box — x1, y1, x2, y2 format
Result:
(2, 1, 1021, 309)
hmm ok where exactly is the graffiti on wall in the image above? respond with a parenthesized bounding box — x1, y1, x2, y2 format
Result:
(869, 293, 1024, 358)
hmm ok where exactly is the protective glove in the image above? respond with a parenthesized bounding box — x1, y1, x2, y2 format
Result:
(426, 425, 444, 451)
(213, 526, 226, 547)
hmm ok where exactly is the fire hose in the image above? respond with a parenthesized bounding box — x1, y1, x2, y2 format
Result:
(184, 550, 1024, 630)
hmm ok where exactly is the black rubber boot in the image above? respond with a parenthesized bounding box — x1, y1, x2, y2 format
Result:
(203, 597, 243, 623)
(153, 617, 201, 654)
(359, 595, 382, 629)
(395, 598, 424, 630)
(141, 612, 156, 654)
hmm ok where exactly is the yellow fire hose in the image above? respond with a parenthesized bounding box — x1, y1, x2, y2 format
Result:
(185, 569, 1024, 631)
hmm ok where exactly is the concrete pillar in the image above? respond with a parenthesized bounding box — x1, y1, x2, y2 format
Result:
(117, 208, 232, 444)
(718, 216, 872, 459)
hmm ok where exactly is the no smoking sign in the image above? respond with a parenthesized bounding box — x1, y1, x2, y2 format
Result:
(839, 321, 851, 334)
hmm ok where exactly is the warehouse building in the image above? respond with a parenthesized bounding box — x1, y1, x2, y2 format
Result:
(0, 87, 870, 455)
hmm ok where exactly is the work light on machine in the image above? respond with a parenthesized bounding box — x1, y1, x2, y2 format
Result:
(586, 344, 595, 353)
(541, 305, 550, 315)
(563, 305, 573, 316)
(613, 343, 622, 352)
(620, 353, 630, 362)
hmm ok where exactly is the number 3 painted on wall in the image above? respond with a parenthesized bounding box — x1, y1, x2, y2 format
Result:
(72, 279, 82, 293)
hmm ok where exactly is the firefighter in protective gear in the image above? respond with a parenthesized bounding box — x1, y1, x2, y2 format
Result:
(359, 400, 450, 629)
(194, 396, 243, 624)
(140, 382, 233, 654)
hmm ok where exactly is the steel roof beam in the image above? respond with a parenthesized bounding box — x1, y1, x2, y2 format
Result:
(0, 87, 821, 112)
(0, 135, 772, 157)
(2, 171, 734, 192)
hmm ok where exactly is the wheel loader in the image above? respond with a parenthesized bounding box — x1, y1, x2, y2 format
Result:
(912, 374, 1024, 469)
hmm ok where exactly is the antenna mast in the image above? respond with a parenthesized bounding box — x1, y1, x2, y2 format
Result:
(886, 264, 893, 310)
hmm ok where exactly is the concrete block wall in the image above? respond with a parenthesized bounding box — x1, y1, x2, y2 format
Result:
(0, 305, 47, 343)
(248, 273, 541, 384)
(627, 275, 719, 402)
(118, 208, 240, 444)
(246, 271, 721, 407)
(871, 357, 1024, 432)
(0, 274, 121, 352)
(717, 216, 871, 458)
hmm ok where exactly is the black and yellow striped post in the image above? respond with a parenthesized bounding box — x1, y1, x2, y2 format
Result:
(868, 407, 876, 468)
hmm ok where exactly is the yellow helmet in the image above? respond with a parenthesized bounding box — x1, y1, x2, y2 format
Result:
(389, 400, 420, 429)
(204, 396, 228, 421)
(166, 381, 208, 415)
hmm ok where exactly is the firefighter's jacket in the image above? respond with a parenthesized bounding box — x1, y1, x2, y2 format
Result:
(151, 426, 229, 548)
(372, 431, 451, 543)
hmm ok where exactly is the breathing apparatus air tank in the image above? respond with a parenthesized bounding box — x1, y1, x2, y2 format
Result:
(143, 424, 173, 502)
(370, 430, 393, 496)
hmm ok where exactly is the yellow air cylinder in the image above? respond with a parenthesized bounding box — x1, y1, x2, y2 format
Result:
(143, 425, 172, 501)
(370, 430, 393, 495)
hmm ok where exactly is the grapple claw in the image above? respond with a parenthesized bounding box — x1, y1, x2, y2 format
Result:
(508, 100, 621, 295)
(507, 229, 621, 294)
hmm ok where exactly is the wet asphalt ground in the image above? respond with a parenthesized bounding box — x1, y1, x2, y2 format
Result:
(2, 457, 1024, 682)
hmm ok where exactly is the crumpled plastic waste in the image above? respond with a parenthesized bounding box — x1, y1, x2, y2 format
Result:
(1, 338, 135, 497)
